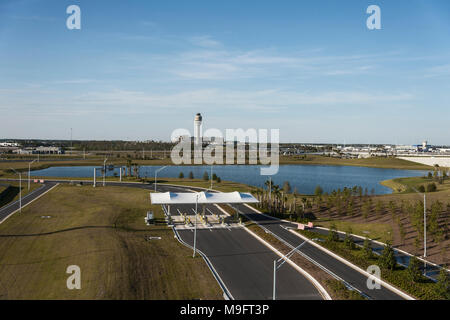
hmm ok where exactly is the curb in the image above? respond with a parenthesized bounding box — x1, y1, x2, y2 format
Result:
(172, 226, 234, 300)
(314, 226, 450, 273)
(243, 226, 332, 300)
(242, 202, 415, 300)
(288, 229, 415, 300)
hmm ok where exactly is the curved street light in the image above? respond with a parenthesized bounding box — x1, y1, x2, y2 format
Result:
(28, 159, 37, 191)
(193, 192, 200, 258)
(154, 166, 168, 192)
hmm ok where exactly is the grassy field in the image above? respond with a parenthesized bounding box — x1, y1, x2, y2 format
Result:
(297, 229, 445, 300)
(0, 181, 42, 209)
(314, 219, 394, 243)
(279, 155, 432, 170)
(382, 176, 450, 194)
(0, 184, 222, 299)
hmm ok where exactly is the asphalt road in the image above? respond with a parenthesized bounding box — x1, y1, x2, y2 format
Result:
(0, 182, 57, 224)
(235, 205, 406, 300)
(0, 179, 412, 299)
(310, 227, 444, 281)
(172, 202, 323, 300)
(0, 179, 323, 300)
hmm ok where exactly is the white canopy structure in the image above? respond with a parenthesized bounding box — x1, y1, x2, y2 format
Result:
(150, 191, 258, 205)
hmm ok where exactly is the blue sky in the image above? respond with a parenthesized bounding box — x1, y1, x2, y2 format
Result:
(0, 0, 449, 144)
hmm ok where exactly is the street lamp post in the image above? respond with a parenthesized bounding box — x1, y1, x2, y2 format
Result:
(154, 166, 168, 192)
(210, 165, 213, 190)
(28, 159, 37, 191)
(103, 158, 108, 187)
(193, 193, 199, 258)
(10, 168, 22, 213)
(273, 240, 307, 300)
(412, 187, 427, 258)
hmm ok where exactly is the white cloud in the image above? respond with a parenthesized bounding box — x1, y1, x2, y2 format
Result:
(188, 35, 222, 48)
(0, 87, 414, 118)
(424, 64, 450, 77)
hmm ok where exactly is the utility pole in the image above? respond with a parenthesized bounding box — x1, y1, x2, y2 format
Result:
(10, 168, 22, 212)
(423, 193, 426, 258)
(103, 158, 108, 187)
(28, 159, 37, 190)
(412, 187, 428, 271)
(210, 165, 213, 190)
(273, 240, 307, 300)
(193, 193, 199, 258)
(154, 166, 168, 192)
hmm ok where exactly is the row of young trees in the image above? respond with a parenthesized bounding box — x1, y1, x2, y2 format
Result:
(178, 171, 221, 183)
(326, 223, 449, 299)
(252, 181, 377, 220)
(426, 164, 449, 185)
(251, 180, 449, 262)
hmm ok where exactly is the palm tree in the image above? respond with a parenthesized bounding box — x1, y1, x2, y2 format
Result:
(293, 187, 298, 214)
(264, 180, 272, 209)
(301, 197, 308, 218)
(272, 185, 281, 213)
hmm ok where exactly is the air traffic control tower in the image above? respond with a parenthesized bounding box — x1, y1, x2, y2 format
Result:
(194, 113, 202, 145)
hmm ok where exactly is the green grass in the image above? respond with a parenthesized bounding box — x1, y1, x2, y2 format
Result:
(382, 176, 450, 194)
(297, 229, 445, 300)
(314, 219, 393, 243)
(0, 184, 222, 299)
(279, 155, 432, 170)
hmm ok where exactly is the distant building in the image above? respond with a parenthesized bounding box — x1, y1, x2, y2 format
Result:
(0, 142, 20, 147)
(13, 146, 64, 155)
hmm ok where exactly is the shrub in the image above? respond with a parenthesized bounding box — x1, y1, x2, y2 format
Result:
(212, 173, 218, 180)
(426, 183, 437, 193)
(314, 185, 323, 196)
(216, 177, 221, 183)
(418, 185, 425, 193)
(435, 267, 450, 299)
(407, 256, 422, 282)
(203, 171, 209, 181)
(344, 229, 355, 249)
(283, 181, 292, 194)
(178, 172, 184, 179)
(379, 241, 397, 271)
(188, 171, 194, 179)
(327, 223, 339, 242)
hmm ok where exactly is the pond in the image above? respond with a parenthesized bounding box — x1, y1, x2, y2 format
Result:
(30, 165, 426, 195)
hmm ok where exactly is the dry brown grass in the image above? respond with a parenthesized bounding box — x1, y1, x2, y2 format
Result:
(0, 184, 222, 299)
